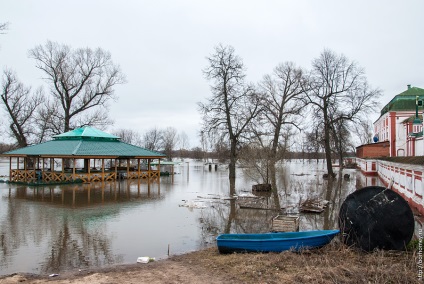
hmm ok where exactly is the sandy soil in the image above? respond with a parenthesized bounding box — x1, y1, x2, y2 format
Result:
(1, 249, 225, 284)
(0, 244, 420, 284)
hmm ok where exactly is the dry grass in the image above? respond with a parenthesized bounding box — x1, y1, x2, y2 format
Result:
(2, 240, 420, 284)
(172, 241, 421, 284)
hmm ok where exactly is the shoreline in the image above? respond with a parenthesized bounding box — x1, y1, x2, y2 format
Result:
(0, 243, 420, 284)
(0, 247, 208, 282)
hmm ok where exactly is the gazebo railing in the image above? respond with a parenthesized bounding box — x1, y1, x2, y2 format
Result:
(9, 169, 160, 183)
(10, 169, 36, 182)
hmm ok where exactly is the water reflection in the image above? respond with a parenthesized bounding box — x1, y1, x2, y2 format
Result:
(198, 161, 359, 246)
(0, 181, 165, 274)
(0, 159, 361, 276)
(40, 214, 120, 273)
(1, 180, 164, 274)
(12, 180, 161, 207)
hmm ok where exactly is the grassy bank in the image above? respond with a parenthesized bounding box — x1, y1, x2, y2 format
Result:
(174, 241, 421, 283)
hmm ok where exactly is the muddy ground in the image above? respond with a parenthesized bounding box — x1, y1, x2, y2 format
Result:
(0, 242, 420, 284)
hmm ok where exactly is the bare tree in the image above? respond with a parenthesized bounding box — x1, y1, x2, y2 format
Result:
(0, 22, 10, 139)
(213, 134, 230, 163)
(199, 44, 261, 187)
(143, 127, 162, 151)
(1, 69, 43, 147)
(238, 143, 270, 184)
(304, 128, 324, 162)
(178, 131, 189, 150)
(246, 62, 307, 209)
(162, 126, 179, 160)
(199, 130, 207, 161)
(352, 118, 374, 145)
(33, 99, 63, 143)
(258, 63, 307, 157)
(0, 142, 14, 153)
(330, 116, 353, 166)
(199, 128, 224, 162)
(307, 49, 381, 177)
(0, 22, 8, 36)
(112, 128, 142, 145)
(28, 41, 126, 134)
(176, 131, 189, 158)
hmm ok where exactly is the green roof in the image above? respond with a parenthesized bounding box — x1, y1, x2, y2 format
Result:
(402, 114, 423, 123)
(409, 131, 423, 138)
(54, 127, 120, 141)
(380, 86, 424, 116)
(2, 127, 166, 158)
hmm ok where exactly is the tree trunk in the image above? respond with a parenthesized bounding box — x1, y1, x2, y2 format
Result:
(64, 115, 70, 133)
(332, 124, 344, 169)
(269, 128, 281, 210)
(269, 162, 281, 211)
(323, 108, 334, 177)
(228, 138, 237, 180)
(229, 177, 236, 196)
(224, 179, 237, 234)
(323, 179, 334, 230)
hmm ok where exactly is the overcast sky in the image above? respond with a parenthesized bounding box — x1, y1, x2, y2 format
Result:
(1, 0, 423, 147)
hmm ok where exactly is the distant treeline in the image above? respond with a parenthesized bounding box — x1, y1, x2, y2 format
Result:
(0, 143, 354, 162)
(173, 148, 354, 162)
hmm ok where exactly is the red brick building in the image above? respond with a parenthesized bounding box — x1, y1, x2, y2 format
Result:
(356, 141, 390, 158)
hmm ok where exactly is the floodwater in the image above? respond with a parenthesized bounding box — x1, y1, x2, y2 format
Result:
(0, 158, 365, 276)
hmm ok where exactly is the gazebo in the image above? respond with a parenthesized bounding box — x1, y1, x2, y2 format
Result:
(2, 127, 166, 183)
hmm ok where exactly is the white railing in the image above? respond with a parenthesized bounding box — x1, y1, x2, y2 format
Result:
(357, 158, 424, 214)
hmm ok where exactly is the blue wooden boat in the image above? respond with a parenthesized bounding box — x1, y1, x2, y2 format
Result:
(216, 230, 339, 253)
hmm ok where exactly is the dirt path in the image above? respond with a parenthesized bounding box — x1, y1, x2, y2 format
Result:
(0, 251, 227, 284)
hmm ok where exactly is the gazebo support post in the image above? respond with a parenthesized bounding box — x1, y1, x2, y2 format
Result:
(148, 159, 151, 178)
(41, 157, 48, 180)
(88, 159, 91, 182)
(137, 159, 140, 178)
(114, 159, 118, 181)
(127, 158, 130, 179)
(158, 159, 161, 179)
(24, 157, 27, 182)
(24, 157, 28, 182)
(61, 158, 64, 180)
(35, 157, 39, 182)
(9, 157, 12, 181)
(72, 158, 76, 181)
(101, 159, 105, 181)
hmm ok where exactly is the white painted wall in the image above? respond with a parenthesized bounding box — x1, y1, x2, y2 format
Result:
(357, 158, 424, 214)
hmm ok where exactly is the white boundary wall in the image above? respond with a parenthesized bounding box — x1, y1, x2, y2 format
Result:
(357, 158, 424, 215)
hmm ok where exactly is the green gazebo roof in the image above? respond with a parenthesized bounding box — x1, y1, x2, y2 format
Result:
(2, 127, 166, 159)
(53, 127, 120, 140)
